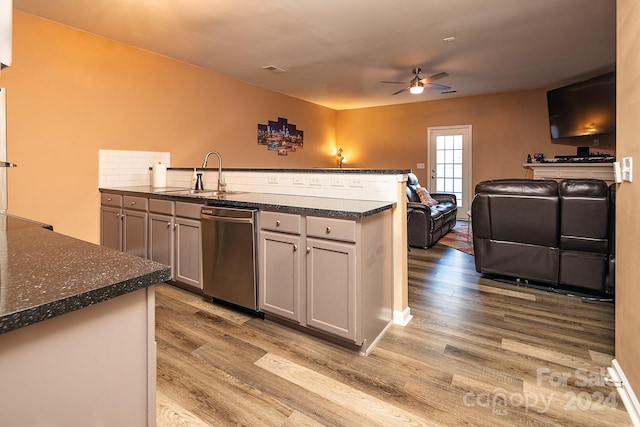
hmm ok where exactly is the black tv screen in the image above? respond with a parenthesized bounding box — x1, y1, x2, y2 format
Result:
(546, 71, 616, 139)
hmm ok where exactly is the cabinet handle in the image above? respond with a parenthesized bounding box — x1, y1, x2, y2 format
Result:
(167, 222, 171, 227)
(174, 224, 178, 229)
(276, 220, 281, 227)
(293, 244, 298, 252)
(131, 201, 136, 206)
(306, 247, 311, 254)
(326, 226, 331, 234)
(107, 197, 112, 202)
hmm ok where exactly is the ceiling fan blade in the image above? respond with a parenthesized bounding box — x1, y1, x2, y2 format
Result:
(392, 87, 410, 95)
(418, 71, 449, 85)
(427, 83, 451, 91)
(380, 81, 406, 84)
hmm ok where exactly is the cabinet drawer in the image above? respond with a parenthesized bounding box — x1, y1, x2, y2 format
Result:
(123, 195, 148, 211)
(149, 198, 175, 215)
(101, 193, 122, 207)
(307, 216, 356, 243)
(175, 201, 204, 219)
(260, 211, 301, 234)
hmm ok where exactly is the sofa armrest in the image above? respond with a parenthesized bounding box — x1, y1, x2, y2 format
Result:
(430, 193, 457, 205)
(407, 201, 432, 211)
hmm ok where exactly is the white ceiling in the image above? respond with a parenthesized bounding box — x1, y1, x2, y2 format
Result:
(13, 0, 616, 110)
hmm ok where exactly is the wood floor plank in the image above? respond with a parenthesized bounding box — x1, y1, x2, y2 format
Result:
(255, 352, 442, 427)
(501, 339, 608, 372)
(157, 389, 211, 427)
(155, 243, 630, 426)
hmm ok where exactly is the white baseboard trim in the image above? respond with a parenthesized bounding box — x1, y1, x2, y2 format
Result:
(608, 359, 640, 426)
(393, 307, 413, 326)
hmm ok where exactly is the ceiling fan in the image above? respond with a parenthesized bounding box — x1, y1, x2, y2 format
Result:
(381, 68, 451, 95)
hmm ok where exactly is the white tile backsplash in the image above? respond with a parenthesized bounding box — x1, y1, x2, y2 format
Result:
(98, 149, 403, 202)
(99, 149, 170, 187)
(166, 169, 401, 202)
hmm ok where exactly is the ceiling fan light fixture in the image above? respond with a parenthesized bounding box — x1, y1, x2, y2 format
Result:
(409, 80, 424, 95)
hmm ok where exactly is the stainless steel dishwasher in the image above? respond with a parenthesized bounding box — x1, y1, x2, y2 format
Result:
(201, 206, 259, 312)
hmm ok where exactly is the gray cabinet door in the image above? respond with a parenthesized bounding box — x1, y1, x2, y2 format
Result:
(174, 217, 202, 290)
(149, 213, 174, 279)
(259, 230, 303, 322)
(123, 209, 148, 259)
(100, 206, 122, 251)
(306, 237, 356, 341)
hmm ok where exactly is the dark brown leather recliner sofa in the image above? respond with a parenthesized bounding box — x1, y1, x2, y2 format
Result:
(406, 173, 458, 248)
(472, 178, 614, 295)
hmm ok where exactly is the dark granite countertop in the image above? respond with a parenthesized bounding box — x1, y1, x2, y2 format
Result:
(165, 167, 410, 175)
(0, 215, 171, 335)
(101, 186, 396, 218)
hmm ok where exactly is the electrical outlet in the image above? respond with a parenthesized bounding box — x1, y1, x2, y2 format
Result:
(268, 175, 279, 184)
(350, 178, 363, 188)
(293, 176, 305, 185)
(331, 177, 344, 187)
(417, 163, 426, 169)
(309, 176, 322, 186)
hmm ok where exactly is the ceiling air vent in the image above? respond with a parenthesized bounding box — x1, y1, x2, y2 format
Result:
(262, 65, 286, 73)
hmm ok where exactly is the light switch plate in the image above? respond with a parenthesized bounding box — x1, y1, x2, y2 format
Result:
(614, 162, 622, 183)
(622, 157, 633, 182)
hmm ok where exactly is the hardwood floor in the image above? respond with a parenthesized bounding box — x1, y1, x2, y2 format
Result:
(156, 244, 630, 426)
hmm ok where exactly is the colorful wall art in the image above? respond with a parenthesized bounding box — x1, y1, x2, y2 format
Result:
(258, 117, 304, 156)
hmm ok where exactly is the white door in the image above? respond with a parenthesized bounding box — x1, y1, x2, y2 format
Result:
(428, 125, 472, 220)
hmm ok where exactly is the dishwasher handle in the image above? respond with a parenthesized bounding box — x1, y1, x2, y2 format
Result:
(201, 213, 254, 224)
(201, 206, 256, 223)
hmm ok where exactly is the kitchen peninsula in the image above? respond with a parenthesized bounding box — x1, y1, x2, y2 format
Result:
(100, 184, 396, 355)
(0, 214, 170, 426)
(99, 158, 411, 326)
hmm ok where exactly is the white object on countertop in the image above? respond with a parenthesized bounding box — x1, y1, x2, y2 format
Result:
(152, 162, 167, 188)
(191, 168, 198, 190)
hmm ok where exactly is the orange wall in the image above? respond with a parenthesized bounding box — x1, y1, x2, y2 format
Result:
(337, 90, 615, 187)
(0, 12, 337, 242)
(1, 11, 617, 246)
(616, 0, 640, 402)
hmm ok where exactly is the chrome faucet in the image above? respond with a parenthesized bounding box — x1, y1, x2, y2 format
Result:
(202, 150, 227, 192)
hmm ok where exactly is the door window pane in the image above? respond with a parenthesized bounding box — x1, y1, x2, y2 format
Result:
(434, 133, 464, 206)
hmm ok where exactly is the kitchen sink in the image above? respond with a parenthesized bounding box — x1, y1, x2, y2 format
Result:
(159, 189, 245, 198)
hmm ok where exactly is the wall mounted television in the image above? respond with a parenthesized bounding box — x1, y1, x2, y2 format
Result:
(546, 71, 616, 139)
